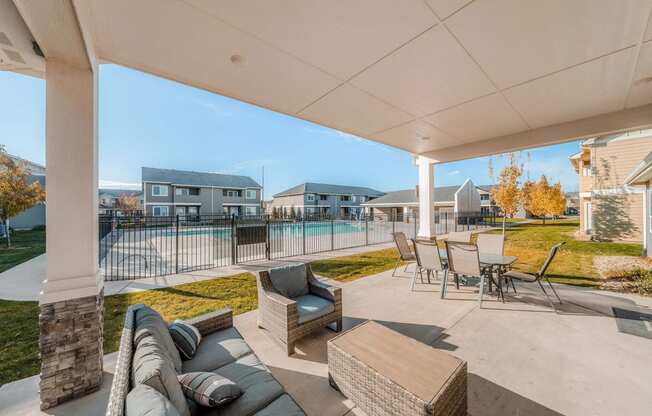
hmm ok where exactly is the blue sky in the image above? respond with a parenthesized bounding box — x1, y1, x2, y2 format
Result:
(0, 64, 580, 197)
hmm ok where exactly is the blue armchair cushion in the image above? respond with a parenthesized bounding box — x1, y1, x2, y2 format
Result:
(268, 264, 309, 299)
(295, 294, 335, 324)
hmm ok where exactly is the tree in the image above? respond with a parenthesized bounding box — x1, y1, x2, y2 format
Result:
(547, 181, 566, 219)
(525, 175, 561, 224)
(115, 194, 140, 212)
(521, 180, 536, 216)
(490, 163, 523, 234)
(0, 151, 45, 246)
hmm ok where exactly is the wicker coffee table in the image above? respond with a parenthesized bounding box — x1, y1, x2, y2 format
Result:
(327, 321, 467, 416)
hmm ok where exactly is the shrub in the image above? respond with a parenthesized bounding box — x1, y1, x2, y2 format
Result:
(608, 268, 652, 296)
(31, 225, 45, 231)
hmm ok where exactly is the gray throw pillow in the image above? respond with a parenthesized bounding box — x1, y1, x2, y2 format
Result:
(178, 372, 242, 407)
(126, 384, 182, 416)
(169, 320, 202, 360)
(268, 263, 309, 298)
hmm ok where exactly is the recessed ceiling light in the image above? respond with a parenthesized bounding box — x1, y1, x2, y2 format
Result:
(230, 54, 245, 65)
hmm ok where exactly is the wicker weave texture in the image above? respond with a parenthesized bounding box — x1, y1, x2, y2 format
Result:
(256, 264, 342, 355)
(104, 306, 234, 416)
(327, 329, 467, 416)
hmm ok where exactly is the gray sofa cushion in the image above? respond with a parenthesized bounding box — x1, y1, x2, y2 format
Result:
(126, 384, 181, 416)
(268, 264, 309, 299)
(202, 353, 285, 416)
(294, 294, 335, 324)
(178, 372, 242, 407)
(132, 335, 190, 416)
(182, 327, 252, 373)
(253, 394, 305, 416)
(134, 306, 183, 373)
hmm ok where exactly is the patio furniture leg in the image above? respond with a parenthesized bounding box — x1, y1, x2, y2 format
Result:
(328, 373, 340, 392)
(404, 263, 410, 272)
(455, 273, 460, 290)
(537, 280, 556, 309)
(478, 274, 485, 307)
(392, 259, 401, 277)
(427, 270, 432, 284)
(419, 268, 424, 283)
(336, 318, 343, 332)
(441, 269, 448, 299)
(285, 340, 296, 356)
(510, 277, 517, 294)
(410, 267, 418, 291)
(546, 277, 562, 303)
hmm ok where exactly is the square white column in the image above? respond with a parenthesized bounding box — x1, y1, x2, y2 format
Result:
(417, 156, 437, 239)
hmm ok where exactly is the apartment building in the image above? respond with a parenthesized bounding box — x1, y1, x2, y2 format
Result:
(269, 182, 383, 218)
(142, 167, 262, 216)
(98, 189, 143, 215)
(569, 130, 652, 241)
(361, 179, 486, 220)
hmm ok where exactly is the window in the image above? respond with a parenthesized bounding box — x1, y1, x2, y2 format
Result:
(351, 195, 357, 202)
(319, 194, 328, 201)
(152, 185, 168, 196)
(175, 187, 200, 196)
(582, 165, 592, 176)
(245, 206, 257, 216)
(223, 189, 242, 197)
(187, 206, 198, 215)
(153, 206, 169, 216)
(307, 194, 315, 202)
(245, 189, 256, 199)
(359, 196, 366, 203)
(175, 207, 186, 215)
(480, 194, 490, 201)
(340, 195, 351, 201)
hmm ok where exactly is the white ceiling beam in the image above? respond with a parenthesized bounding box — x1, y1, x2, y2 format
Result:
(422, 103, 652, 163)
(13, 0, 95, 70)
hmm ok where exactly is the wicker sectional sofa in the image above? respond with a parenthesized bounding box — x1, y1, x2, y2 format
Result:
(105, 304, 305, 416)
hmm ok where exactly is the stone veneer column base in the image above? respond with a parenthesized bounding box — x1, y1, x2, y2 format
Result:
(39, 289, 104, 410)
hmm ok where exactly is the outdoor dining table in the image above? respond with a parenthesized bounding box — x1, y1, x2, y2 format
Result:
(437, 248, 517, 301)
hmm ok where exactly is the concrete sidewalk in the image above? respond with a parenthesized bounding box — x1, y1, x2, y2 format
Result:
(0, 243, 396, 301)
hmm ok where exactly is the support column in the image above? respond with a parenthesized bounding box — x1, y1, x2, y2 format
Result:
(417, 156, 437, 239)
(38, 58, 102, 410)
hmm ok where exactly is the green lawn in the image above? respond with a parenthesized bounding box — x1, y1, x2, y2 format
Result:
(0, 248, 402, 386)
(485, 219, 642, 287)
(310, 248, 402, 282)
(0, 229, 45, 273)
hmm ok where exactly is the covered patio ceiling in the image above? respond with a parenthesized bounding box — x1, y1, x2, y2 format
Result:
(4, 0, 652, 162)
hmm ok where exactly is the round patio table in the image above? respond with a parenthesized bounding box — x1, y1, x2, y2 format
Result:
(437, 248, 517, 302)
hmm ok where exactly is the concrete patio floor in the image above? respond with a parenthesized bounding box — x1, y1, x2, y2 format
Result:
(2, 267, 651, 415)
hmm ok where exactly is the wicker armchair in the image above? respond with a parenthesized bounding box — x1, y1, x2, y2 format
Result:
(256, 264, 342, 355)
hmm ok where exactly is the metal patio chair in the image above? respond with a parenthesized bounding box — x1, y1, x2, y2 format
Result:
(392, 232, 416, 277)
(447, 231, 472, 243)
(445, 241, 497, 306)
(476, 233, 513, 292)
(410, 239, 447, 295)
(502, 242, 565, 308)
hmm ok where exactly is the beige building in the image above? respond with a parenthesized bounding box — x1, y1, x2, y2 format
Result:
(570, 130, 652, 242)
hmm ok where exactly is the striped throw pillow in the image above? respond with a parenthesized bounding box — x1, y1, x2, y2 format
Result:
(178, 372, 242, 407)
(169, 320, 201, 360)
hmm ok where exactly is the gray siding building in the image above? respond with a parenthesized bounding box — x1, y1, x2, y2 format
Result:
(142, 167, 262, 216)
(269, 182, 384, 218)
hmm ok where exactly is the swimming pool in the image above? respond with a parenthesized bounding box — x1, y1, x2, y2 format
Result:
(157, 221, 368, 238)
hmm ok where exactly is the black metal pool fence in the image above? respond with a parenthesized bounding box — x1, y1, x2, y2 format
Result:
(99, 211, 496, 281)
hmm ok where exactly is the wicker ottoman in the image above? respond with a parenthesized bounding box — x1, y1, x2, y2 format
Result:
(327, 321, 467, 416)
